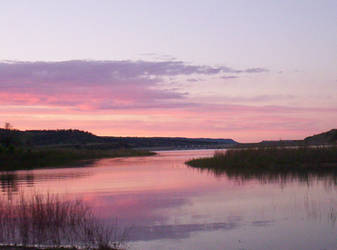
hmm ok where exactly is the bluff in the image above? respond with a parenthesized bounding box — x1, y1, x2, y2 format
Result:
(304, 129, 337, 144)
(0, 129, 237, 149)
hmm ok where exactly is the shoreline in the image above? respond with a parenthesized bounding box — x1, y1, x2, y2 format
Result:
(0, 246, 120, 250)
(0, 148, 155, 172)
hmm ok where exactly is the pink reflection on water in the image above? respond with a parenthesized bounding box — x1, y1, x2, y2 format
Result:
(0, 150, 336, 249)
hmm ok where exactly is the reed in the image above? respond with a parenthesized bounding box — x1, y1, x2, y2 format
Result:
(186, 146, 337, 170)
(0, 193, 127, 250)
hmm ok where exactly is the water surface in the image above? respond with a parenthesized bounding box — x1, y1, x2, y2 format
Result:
(1, 150, 336, 250)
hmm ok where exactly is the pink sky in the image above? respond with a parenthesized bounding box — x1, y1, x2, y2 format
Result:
(0, 60, 335, 142)
(1, 1, 336, 142)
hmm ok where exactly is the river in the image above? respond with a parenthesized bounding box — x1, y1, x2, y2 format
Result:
(0, 150, 336, 250)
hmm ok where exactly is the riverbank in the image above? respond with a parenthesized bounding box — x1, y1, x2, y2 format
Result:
(0, 148, 155, 171)
(186, 146, 337, 171)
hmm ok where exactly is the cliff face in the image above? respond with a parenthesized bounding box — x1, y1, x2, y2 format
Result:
(304, 129, 337, 144)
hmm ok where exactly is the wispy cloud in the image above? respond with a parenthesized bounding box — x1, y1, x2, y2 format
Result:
(3, 59, 334, 141)
(186, 78, 203, 82)
(243, 68, 269, 73)
(220, 75, 239, 80)
(0, 60, 267, 84)
(0, 60, 268, 110)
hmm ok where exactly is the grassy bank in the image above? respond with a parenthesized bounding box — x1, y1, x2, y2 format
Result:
(0, 193, 126, 250)
(186, 146, 337, 171)
(0, 148, 155, 171)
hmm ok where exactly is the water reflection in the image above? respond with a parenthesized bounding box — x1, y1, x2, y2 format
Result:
(0, 173, 23, 195)
(0, 150, 336, 250)
(0, 169, 92, 197)
(129, 222, 239, 241)
(193, 166, 337, 187)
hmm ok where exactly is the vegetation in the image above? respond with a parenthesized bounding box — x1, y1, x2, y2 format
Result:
(0, 127, 237, 150)
(186, 146, 337, 171)
(0, 193, 127, 250)
(186, 146, 337, 186)
(0, 128, 125, 149)
(304, 129, 337, 145)
(0, 123, 155, 171)
(0, 148, 155, 171)
(235, 128, 337, 148)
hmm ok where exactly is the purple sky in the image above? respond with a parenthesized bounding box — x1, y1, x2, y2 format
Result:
(0, 0, 336, 142)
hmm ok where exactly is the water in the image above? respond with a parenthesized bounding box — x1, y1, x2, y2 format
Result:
(0, 150, 336, 250)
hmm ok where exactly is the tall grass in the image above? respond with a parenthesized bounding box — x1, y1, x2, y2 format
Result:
(0, 193, 127, 250)
(186, 146, 337, 170)
(186, 147, 337, 185)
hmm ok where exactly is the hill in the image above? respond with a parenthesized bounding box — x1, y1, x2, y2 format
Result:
(26, 129, 104, 145)
(235, 129, 337, 148)
(0, 129, 238, 150)
(304, 129, 337, 145)
(103, 137, 237, 149)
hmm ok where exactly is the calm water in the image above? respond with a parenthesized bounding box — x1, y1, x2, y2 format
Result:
(1, 150, 336, 250)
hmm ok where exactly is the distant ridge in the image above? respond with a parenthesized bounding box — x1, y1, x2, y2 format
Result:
(235, 129, 337, 148)
(26, 129, 102, 145)
(0, 128, 238, 149)
(304, 129, 337, 144)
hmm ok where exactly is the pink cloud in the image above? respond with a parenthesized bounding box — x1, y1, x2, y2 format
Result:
(0, 60, 335, 141)
(0, 60, 264, 111)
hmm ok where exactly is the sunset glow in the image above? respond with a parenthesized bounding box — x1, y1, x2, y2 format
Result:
(1, 1, 336, 142)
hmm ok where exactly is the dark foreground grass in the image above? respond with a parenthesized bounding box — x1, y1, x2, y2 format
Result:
(0, 148, 155, 171)
(0, 193, 127, 250)
(186, 146, 337, 170)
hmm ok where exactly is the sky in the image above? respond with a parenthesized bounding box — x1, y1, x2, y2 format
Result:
(0, 0, 336, 142)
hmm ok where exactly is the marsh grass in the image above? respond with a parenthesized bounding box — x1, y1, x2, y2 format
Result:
(186, 146, 337, 185)
(0, 148, 155, 171)
(186, 146, 337, 170)
(0, 193, 127, 250)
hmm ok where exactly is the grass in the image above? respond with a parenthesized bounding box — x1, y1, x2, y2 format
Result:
(0, 148, 155, 171)
(185, 146, 337, 183)
(186, 146, 337, 170)
(0, 193, 127, 250)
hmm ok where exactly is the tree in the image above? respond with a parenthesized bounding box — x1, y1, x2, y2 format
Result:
(4, 122, 13, 130)
(1, 122, 21, 148)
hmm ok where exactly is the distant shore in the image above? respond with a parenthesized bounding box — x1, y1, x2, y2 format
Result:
(135, 144, 236, 151)
(0, 148, 155, 171)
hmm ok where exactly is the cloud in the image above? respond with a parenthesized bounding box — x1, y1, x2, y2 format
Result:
(198, 94, 295, 103)
(0, 60, 266, 85)
(186, 78, 202, 82)
(243, 68, 269, 73)
(220, 75, 239, 79)
(0, 60, 268, 110)
(1, 59, 335, 142)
